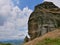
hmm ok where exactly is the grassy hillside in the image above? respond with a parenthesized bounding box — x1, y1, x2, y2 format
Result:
(37, 38, 60, 45)
(24, 28, 60, 45)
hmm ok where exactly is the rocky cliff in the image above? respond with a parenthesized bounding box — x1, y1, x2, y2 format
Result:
(25, 1, 60, 42)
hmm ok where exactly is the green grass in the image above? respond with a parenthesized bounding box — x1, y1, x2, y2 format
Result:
(0, 43, 11, 45)
(37, 38, 60, 45)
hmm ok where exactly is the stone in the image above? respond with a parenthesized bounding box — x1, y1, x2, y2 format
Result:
(25, 1, 60, 42)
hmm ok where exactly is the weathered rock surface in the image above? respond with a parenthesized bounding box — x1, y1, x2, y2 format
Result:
(25, 1, 60, 42)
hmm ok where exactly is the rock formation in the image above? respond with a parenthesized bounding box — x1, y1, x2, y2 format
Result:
(25, 1, 60, 42)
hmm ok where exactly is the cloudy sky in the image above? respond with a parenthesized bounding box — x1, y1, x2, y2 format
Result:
(0, 0, 60, 40)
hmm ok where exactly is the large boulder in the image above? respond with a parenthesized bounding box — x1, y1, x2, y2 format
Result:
(25, 1, 60, 42)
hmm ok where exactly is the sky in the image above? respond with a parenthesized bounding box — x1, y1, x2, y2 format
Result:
(0, 0, 60, 40)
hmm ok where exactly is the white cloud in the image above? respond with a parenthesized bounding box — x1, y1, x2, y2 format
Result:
(0, 0, 32, 40)
(44, 0, 60, 7)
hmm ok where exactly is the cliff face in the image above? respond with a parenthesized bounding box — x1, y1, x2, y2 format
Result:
(25, 2, 60, 42)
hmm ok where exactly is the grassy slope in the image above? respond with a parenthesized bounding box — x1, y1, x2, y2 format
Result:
(37, 38, 60, 45)
(24, 28, 60, 45)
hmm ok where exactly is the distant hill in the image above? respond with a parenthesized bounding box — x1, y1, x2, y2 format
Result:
(0, 39, 24, 45)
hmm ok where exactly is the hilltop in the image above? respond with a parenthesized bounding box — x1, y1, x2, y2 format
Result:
(24, 1, 60, 45)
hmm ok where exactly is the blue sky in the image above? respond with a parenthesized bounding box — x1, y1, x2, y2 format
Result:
(17, 0, 43, 10)
(0, 0, 60, 40)
(12, 0, 43, 10)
